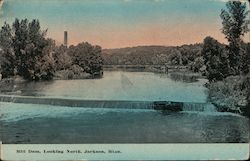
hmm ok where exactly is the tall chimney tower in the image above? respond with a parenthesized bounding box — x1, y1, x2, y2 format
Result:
(64, 31, 68, 47)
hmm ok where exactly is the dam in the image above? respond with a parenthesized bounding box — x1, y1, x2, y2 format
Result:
(0, 95, 217, 112)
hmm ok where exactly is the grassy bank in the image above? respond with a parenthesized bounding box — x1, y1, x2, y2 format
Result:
(207, 75, 250, 117)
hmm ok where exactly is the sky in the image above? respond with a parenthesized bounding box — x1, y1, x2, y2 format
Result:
(0, 0, 249, 48)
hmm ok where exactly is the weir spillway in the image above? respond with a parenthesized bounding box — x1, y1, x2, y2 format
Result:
(0, 95, 217, 112)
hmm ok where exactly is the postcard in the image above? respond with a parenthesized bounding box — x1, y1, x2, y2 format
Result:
(0, 0, 249, 160)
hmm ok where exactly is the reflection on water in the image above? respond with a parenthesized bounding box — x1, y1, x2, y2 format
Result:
(0, 102, 248, 143)
(0, 71, 208, 103)
(169, 72, 200, 83)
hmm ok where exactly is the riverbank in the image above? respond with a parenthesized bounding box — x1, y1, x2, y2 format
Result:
(0, 68, 103, 82)
(103, 64, 189, 73)
(207, 75, 250, 117)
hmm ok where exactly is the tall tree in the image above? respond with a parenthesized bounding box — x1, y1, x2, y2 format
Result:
(220, 1, 249, 74)
(0, 22, 15, 78)
(0, 19, 55, 80)
(12, 19, 55, 80)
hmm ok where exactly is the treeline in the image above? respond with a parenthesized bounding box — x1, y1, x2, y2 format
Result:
(0, 19, 103, 81)
(103, 44, 203, 72)
(202, 37, 250, 81)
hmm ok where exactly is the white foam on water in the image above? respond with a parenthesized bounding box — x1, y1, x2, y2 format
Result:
(182, 103, 217, 112)
(0, 102, 154, 122)
(180, 111, 245, 118)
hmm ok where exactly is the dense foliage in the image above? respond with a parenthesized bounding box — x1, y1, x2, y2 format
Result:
(0, 22, 15, 78)
(0, 19, 103, 81)
(202, 1, 249, 81)
(0, 19, 54, 80)
(239, 42, 250, 74)
(205, 1, 250, 116)
(68, 42, 103, 75)
(201, 37, 229, 81)
(103, 44, 203, 71)
(53, 45, 72, 71)
(244, 73, 250, 116)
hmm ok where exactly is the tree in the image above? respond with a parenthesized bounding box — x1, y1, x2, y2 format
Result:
(191, 56, 204, 73)
(12, 19, 52, 80)
(202, 36, 229, 82)
(239, 43, 250, 74)
(0, 22, 15, 78)
(68, 42, 103, 75)
(53, 45, 72, 70)
(35, 38, 56, 80)
(220, 1, 249, 74)
(0, 19, 55, 80)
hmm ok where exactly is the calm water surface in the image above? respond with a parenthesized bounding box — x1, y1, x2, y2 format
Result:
(0, 71, 249, 143)
(3, 71, 208, 102)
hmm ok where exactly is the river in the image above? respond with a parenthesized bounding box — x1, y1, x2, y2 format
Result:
(0, 71, 249, 143)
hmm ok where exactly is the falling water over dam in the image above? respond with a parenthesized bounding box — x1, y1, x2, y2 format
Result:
(0, 95, 217, 112)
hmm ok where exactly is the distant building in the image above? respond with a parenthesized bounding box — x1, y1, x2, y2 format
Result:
(64, 31, 68, 47)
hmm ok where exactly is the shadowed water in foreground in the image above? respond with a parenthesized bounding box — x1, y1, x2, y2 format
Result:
(0, 102, 249, 143)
